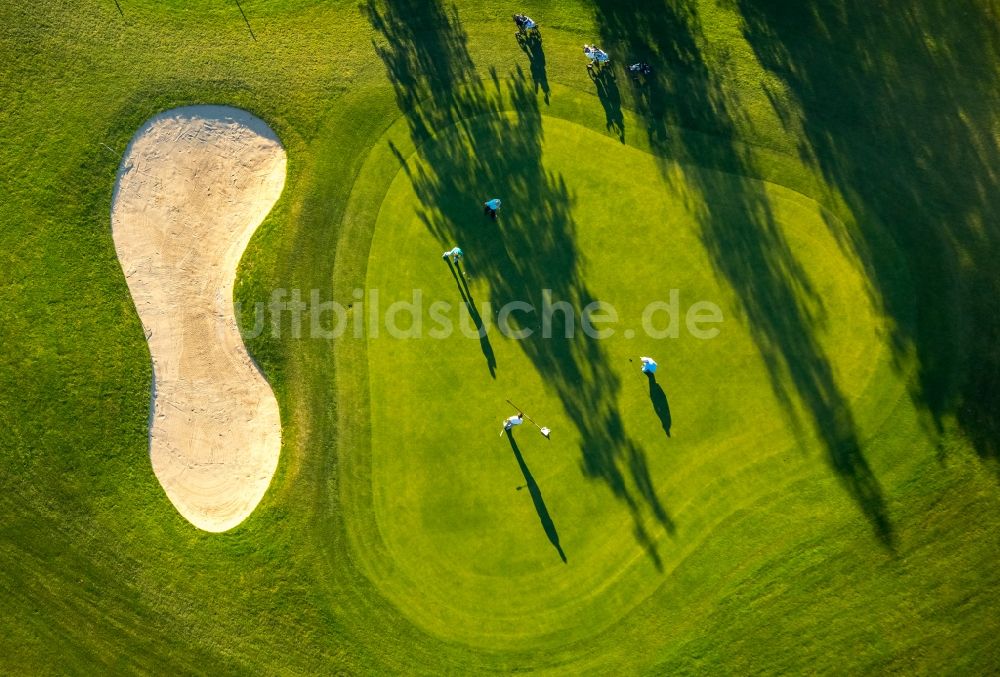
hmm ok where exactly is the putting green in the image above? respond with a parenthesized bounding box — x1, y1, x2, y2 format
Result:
(7, 1, 1000, 670)
(349, 113, 901, 648)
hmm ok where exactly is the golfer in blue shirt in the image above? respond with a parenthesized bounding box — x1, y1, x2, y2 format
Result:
(484, 198, 502, 218)
(442, 246, 464, 264)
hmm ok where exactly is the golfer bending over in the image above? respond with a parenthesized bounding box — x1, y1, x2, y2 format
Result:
(442, 246, 464, 264)
(484, 198, 502, 218)
(503, 412, 525, 433)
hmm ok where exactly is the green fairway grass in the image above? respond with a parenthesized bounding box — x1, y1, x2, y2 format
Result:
(2, 0, 1000, 673)
(358, 113, 899, 648)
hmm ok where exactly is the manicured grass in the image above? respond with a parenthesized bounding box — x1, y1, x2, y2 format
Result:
(359, 113, 896, 649)
(1, 0, 999, 673)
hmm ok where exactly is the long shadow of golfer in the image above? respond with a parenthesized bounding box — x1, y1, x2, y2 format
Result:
(508, 432, 567, 563)
(592, 66, 625, 141)
(517, 31, 550, 104)
(647, 373, 671, 438)
(447, 259, 496, 377)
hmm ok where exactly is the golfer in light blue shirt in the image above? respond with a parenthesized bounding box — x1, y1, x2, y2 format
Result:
(484, 198, 502, 218)
(442, 246, 464, 264)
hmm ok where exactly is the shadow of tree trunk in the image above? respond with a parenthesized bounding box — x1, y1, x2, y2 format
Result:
(365, 0, 674, 566)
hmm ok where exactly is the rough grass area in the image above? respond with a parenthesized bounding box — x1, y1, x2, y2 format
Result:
(1, 0, 999, 673)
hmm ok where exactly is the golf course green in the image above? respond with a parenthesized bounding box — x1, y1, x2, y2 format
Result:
(2, 0, 1000, 673)
(357, 112, 897, 649)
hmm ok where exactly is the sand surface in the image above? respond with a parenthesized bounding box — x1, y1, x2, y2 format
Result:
(111, 106, 285, 532)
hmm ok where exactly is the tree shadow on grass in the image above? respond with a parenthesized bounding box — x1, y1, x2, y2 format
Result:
(365, 0, 673, 566)
(509, 432, 566, 563)
(592, 0, 894, 546)
(736, 0, 1000, 475)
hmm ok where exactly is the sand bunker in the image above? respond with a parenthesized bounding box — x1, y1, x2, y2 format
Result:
(111, 106, 285, 532)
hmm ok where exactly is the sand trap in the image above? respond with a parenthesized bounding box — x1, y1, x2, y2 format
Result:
(111, 106, 286, 532)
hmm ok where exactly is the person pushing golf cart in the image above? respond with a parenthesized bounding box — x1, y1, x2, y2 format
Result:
(513, 13, 538, 35)
(584, 44, 610, 72)
(629, 62, 653, 82)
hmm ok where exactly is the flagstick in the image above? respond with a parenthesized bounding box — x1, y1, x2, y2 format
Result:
(506, 399, 539, 428)
(506, 399, 551, 438)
